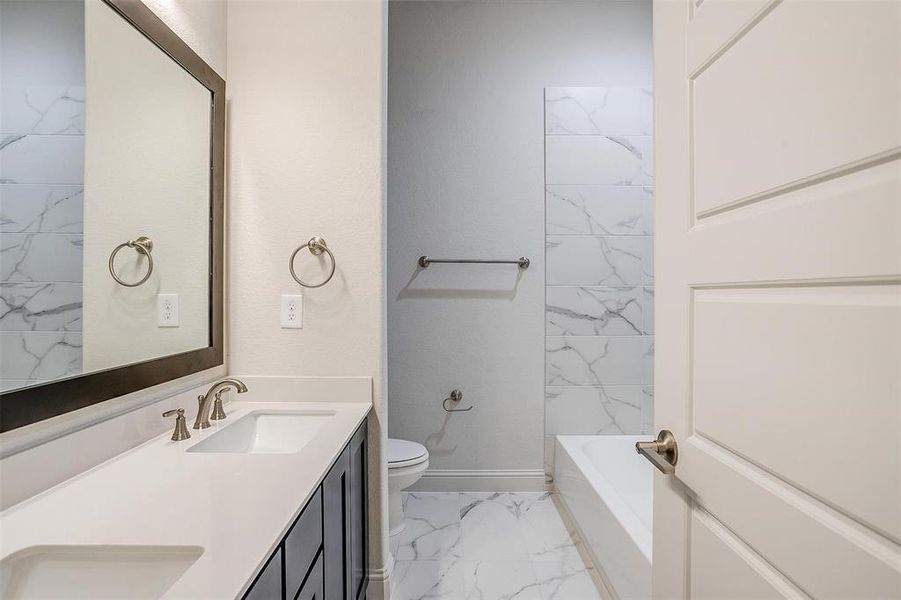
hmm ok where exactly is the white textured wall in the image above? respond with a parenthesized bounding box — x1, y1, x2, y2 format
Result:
(226, 0, 388, 583)
(387, 1, 652, 484)
(82, 0, 211, 372)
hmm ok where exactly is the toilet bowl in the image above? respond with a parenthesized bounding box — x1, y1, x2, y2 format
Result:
(387, 438, 429, 536)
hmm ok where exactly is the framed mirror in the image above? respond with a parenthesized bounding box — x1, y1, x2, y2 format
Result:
(0, 0, 224, 432)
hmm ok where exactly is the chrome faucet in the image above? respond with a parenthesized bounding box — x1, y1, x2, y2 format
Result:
(194, 378, 248, 429)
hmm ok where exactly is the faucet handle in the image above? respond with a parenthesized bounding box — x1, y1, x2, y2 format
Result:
(210, 391, 227, 421)
(162, 408, 191, 441)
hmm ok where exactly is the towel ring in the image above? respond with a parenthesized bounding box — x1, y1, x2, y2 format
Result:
(289, 236, 336, 288)
(109, 236, 154, 287)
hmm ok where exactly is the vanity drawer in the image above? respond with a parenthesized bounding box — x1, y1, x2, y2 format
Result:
(285, 488, 323, 600)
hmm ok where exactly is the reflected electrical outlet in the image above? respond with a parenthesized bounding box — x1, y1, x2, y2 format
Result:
(158, 294, 179, 327)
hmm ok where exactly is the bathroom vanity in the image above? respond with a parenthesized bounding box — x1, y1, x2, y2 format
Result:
(0, 395, 371, 599)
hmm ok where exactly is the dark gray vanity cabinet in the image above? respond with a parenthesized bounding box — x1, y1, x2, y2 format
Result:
(242, 418, 368, 600)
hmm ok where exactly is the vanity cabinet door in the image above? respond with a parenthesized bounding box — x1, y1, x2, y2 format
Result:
(322, 418, 368, 600)
(243, 547, 283, 600)
(348, 422, 368, 600)
(285, 488, 323, 600)
(322, 443, 350, 600)
(295, 551, 324, 600)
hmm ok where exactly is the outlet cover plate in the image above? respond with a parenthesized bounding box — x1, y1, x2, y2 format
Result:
(158, 293, 179, 327)
(281, 294, 303, 329)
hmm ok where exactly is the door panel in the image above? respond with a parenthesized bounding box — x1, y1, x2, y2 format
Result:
(653, 0, 901, 598)
(691, 0, 900, 217)
(689, 507, 804, 600)
(684, 436, 898, 599)
(687, 0, 774, 73)
(687, 161, 901, 283)
(692, 285, 900, 539)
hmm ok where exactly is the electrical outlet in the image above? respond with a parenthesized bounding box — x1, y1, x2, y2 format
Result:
(158, 294, 179, 327)
(281, 294, 303, 329)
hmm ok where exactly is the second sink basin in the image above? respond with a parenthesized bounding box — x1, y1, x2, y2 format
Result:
(0, 545, 203, 599)
(187, 410, 335, 454)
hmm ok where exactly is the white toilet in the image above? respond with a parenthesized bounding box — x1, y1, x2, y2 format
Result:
(387, 438, 429, 536)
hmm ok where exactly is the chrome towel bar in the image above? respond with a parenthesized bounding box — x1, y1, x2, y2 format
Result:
(418, 256, 530, 269)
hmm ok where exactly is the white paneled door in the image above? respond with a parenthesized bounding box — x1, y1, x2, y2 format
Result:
(651, 0, 900, 598)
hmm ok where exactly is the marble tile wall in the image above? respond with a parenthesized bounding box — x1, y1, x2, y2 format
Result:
(544, 87, 653, 472)
(1, 17, 85, 391)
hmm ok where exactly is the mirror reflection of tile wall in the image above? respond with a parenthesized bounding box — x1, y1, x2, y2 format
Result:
(0, 1, 85, 391)
(544, 87, 654, 471)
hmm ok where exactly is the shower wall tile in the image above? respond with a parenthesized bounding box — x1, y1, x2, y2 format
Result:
(546, 286, 646, 336)
(0, 85, 85, 135)
(0, 283, 83, 331)
(546, 235, 649, 286)
(546, 185, 652, 235)
(544, 86, 653, 471)
(0, 233, 84, 282)
(1, 8, 85, 393)
(641, 387, 654, 435)
(639, 88, 653, 135)
(642, 238, 654, 284)
(546, 335, 654, 387)
(641, 188, 654, 235)
(545, 135, 652, 185)
(0, 134, 84, 184)
(545, 386, 643, 435)
(0, 184, 84, 232)
(545, 87, 652, 136)
(0, 331, 82, 380)
(641, 286, 654, 334)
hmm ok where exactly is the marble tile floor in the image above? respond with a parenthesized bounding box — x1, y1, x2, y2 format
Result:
(389, 492, 605, 600)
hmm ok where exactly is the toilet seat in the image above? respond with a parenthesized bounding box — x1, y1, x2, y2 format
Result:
(387, 438, 428, 469)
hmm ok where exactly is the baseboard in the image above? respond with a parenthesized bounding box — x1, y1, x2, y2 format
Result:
(410, 468, 546, 492)
(366, 565, 390, 600)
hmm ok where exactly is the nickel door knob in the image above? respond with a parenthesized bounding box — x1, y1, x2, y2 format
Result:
(636, 429, 678, 474)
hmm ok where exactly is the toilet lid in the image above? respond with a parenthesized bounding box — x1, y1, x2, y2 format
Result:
(387, 438, 428, 465)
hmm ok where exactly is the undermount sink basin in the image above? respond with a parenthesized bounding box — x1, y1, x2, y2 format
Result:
(0, 545, 203, 599)
(187, 410, 335, 454)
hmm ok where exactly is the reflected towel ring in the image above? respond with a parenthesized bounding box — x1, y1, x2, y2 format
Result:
(109, 236, 154, 287)
(289, 236, 336, 288)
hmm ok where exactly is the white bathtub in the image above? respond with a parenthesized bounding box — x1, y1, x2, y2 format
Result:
(554, 435, 652, 599)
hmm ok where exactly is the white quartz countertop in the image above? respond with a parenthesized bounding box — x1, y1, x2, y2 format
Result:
(0, 398, 371, 599)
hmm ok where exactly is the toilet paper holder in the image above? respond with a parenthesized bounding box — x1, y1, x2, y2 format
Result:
(442, 389, 473, 412)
